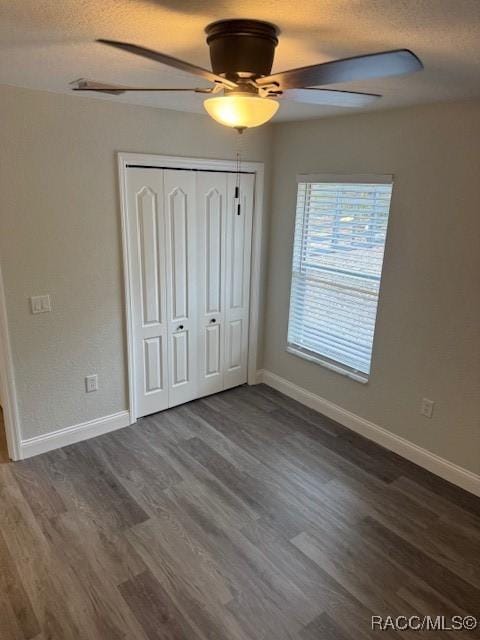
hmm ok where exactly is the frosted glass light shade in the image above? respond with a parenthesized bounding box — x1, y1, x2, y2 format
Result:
(204, 93, 279, 129)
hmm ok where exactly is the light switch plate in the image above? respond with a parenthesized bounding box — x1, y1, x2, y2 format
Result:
(30, 295, 51, 314)
(420, 397, 434, 418)
(85, 374, 98, 393)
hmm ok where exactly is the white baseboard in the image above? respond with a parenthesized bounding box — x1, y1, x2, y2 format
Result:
(257, 369, 480, 497)
(20, 410, 131, 459)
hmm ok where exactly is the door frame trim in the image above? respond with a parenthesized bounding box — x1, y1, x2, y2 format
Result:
(0, 260, 21, 460)
(117, 152, 265, 423)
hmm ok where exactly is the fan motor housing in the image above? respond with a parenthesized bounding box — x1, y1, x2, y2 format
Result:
(205, 19, 279, 79)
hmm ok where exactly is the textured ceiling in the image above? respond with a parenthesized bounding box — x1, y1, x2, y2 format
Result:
(1, 0, 480, 121)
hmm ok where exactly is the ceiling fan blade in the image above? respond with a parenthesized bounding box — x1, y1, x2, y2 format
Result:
(97, 39, 238, 89)
(71, 79, 215, 95)
(281, 88, 381, 107)
(256, 49, 423, 90)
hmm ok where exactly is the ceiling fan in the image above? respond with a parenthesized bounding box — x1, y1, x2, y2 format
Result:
(72, 19, 423, 131)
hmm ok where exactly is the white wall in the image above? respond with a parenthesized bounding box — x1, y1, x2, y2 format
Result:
(0, 84, 272, 442)
(264, 100, 480, 475)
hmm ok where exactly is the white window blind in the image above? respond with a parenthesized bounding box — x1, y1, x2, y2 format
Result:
(287, 175, 393, 378)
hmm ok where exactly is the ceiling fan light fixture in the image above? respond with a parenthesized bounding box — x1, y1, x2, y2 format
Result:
(203, 92, 279, 129)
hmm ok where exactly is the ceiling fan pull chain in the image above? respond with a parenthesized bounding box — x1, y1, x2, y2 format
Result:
(235, 150, 240, 199)
(235, 135, 243, 215)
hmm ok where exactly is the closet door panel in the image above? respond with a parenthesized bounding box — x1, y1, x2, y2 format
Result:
(224, 173, 254, 390)
(229, 207, 247, 310)
(205, 190, 222, 314)
(164, 170, 198, 407)
(172, 330, 189, 384)
(205, 324, 221, 375)
(126, 169, 169, 417)
(196, 172, 228, 396)
(227, 320, 243, 370)
(170, 188, 189, 320)
(144, 337, 163, 392)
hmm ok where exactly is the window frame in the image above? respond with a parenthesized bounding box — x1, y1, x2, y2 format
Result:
(286, 172, 394, 383)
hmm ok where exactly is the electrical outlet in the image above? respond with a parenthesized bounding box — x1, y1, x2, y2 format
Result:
(30, 295, 51, 314)
(420, 398, 434, 418)
(85, 374, 98, 393)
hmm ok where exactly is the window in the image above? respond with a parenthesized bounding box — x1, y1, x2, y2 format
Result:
(287, 174, 393, 381)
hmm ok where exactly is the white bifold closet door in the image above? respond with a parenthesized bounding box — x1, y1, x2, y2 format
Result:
(126, 167, 254, 418)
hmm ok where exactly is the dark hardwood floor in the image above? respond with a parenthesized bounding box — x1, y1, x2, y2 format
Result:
(1, 384, 479, 639)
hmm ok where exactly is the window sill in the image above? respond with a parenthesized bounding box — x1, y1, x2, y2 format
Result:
(286, 346, 369, 384)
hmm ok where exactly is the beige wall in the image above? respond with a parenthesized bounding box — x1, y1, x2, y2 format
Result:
(264, 100, 480, 474)
(0, 84, 272, 441)
(1, 85, 479, 475)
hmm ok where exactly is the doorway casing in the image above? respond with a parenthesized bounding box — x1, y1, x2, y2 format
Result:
(0, 262, 21, 460)
(117, 152, 265, 424)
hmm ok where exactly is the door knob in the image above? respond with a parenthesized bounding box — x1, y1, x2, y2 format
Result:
(177, 324, 184, 330)
(210, 318, 217, 323)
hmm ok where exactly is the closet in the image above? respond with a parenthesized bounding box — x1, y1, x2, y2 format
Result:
(125, 167, 255, 418)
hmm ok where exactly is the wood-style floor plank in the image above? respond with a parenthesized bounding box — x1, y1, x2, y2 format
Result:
(0, 531, 40, 640)
(119, 569, 199, 640)
(300, 612, 353, 640)
(0, 384, 479, 639)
